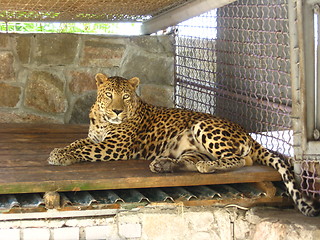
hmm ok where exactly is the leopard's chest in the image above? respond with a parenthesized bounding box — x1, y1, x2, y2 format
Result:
(88, 124, 109, 143)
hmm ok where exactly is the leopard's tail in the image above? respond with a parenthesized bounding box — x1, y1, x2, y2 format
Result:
(251, 141, 320, 217)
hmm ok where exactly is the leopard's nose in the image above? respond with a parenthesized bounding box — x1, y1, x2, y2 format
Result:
(113, 109, 123, 115)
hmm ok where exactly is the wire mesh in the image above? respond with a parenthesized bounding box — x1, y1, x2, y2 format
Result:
(175, 0, 320, 197)
(0, 0, 191, 22)
(175, 0, 292, 156)
(298, 10, 320, 198)
(299, 157, 320, 197)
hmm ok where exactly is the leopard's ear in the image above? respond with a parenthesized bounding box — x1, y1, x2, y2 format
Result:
(95, 73, 109, 87)
(128, 77, 140, 90)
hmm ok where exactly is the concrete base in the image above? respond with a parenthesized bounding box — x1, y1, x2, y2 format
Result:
(0, 205, 319, 240)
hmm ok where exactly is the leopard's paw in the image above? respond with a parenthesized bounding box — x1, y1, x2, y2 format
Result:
(47, 148, 77, 166)
(196, 161, 216, 173)
(149, 158, 177, 173)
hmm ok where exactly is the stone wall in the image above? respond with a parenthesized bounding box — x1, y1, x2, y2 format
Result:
(0, 206, 319, 240)
(0, 33, 174, 124)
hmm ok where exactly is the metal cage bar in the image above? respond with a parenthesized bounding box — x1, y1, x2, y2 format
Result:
(288, 0, 320, 197)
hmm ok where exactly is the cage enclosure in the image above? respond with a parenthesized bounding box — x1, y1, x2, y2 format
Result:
(175, 0, 320, 198)
(0, 0, 319, 229)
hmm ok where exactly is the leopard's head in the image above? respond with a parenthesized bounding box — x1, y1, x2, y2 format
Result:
(94, 73, 140, 124)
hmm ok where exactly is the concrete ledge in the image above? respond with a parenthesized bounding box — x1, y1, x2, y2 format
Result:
(0, 206, 319, 240)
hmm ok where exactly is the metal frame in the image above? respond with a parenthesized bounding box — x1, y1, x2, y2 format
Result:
(289, 0, 320, 159)
(289, 1, 320, 196)
(141, 0, 236, 34)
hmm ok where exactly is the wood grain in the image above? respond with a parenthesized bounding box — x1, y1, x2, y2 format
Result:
(0, 123, 282, 194)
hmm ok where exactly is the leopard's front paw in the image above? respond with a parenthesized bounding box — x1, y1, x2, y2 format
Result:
(149, 158, 177, 173)
(48, 148, 77, 166)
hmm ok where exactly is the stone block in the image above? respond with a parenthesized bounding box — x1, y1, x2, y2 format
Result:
(23, 228, 50, 240)
(0, 34, 9, 49)
(85, 226, 109, 240)
(0, 51, 15, 81)
(0, 83, 21, 107)
(118, 214, 142, 239)
(157, 35, 175, 53)
(141, 213, 188, 239)
(0, 112, 61, 123)
(233, 216, 251, 240)
(35, 34, 78, 65)
(69, 93, 96, 123)
(140, 84, 174, 108)
(80, 40, 126, 67)
(251, 222, 284, 240)
(191, 232, 213, 240)
(246, 208, 320, 240)
(0, 228, 20, 240)
(102, 217, 121, 240)
(15, 35, 32, 64)
(130, 35, 174, 53)
(120, 52, 174, 86)
(69, 71, 96, 94)
(118, 223, 141, 239)
(184, 211, 214, 232)
(53, 227, 79, 240)
(212, 209, 233, 240)
(24, 71, 67, 113)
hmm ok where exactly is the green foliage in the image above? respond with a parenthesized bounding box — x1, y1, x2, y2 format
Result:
(0, 22, 140, 35)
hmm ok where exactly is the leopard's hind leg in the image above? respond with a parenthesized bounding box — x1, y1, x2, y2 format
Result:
(149, 151, 248, 173)
(190, 121, 252, 173)
(149, 150, 212, 173)
(150, 120, 252, 173)
(195, 154, 248, 173)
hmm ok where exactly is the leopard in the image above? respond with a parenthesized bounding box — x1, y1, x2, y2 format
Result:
(48, 73, 319, 216)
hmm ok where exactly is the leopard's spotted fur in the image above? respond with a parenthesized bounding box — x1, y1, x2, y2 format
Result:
(48, 73, 319, 216)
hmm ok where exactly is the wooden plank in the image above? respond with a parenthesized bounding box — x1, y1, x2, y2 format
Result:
(0, 123, 282, 195)
(0, 132, 87, 140)
(0, 162, 281, 194)
(0, 148, 60, 155)
(0, 143, 71, 151)
(0, 154, 50, 167)
(0, 123, 89, 133)
(180, 196, 292, 208)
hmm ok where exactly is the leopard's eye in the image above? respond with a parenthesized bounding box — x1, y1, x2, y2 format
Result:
(123, 93, 130, 100)
(106, 92, 112, 98)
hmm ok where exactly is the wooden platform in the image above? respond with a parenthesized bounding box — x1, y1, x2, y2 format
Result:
(0, 124, 282, 195)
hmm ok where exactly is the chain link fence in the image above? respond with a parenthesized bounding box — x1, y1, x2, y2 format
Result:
(299, 155, 320, 197)
(175, 0, 292, 154)
(175, 0, 320, 197)
(0, 0, 191, 22)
